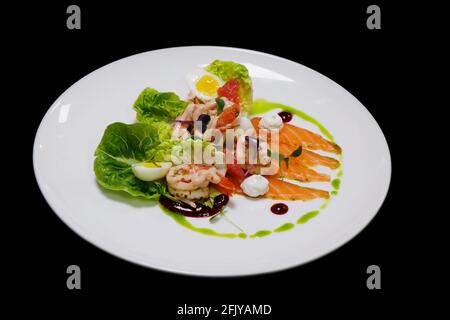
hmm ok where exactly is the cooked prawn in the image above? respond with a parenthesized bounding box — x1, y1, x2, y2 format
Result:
(172, 102, 217, 139)
(166, 164, 222, 206)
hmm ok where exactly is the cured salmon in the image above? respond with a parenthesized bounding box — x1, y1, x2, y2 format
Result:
(251, 117, 341, 154)
(224, 117, 340, 201)
(278, 143, 340, 169)
(263, 176, 330, 201)
(276, 159, 330, 182)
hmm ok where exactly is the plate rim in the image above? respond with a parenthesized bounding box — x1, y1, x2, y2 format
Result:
(32, 45, 392, 277)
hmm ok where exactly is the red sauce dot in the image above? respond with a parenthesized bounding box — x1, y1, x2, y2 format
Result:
(271, 203, 289, 215)
(278, 111, 293, 123)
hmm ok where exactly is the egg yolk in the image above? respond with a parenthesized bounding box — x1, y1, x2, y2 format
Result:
(196, 75, 220, 97)
(140, 162, 160, 168)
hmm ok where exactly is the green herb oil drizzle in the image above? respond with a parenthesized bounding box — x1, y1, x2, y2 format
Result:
(250, 230, 272, 238)
(161, 205, 247, 239)
(297, 210, 320, 224)
(274, 223, 295, 232)
(332, 179, 341, 190)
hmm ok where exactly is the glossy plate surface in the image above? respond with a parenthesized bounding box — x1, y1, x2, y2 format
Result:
(33, 47, 391, 276)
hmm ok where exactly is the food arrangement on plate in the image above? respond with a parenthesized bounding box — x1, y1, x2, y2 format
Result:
(94, 60, 343, 238)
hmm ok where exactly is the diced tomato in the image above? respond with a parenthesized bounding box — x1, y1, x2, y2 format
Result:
(218, 79, 240, 104)
(213, 176, 236, 196)
(216, 106, 240, 129)
(226, 164, 245, 183)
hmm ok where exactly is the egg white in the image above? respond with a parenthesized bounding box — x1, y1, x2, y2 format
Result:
(132, 162, 172, 181)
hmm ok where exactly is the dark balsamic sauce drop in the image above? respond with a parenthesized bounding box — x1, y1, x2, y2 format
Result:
(159, 194, 229, 218)
(271, 203, 289, 215)
(278, 111, 293, 123)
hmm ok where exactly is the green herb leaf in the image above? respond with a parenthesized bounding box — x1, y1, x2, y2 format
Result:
(215, 98, 225, 113)
(273, 152, 287, 165)
(291, 145, 303, 157)
(283, 157, 289, 168)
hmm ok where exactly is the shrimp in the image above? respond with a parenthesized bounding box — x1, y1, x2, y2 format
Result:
(179, 102, 217, 122)
(172, 102, 217, 140)
(166, 164, 222, 207)
(172, 103, 197, 139)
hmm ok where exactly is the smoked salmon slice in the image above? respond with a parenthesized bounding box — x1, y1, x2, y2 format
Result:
(281, 123, 341, 154)
(263, 176, 329, 201)
(278, 143, 340, 169)
(295, 149, 340, 169)
(225, 118, 338, 200)
(276, 159, 330, 182)
(228, 172, 329, 198)
(251, 117, 341, 154)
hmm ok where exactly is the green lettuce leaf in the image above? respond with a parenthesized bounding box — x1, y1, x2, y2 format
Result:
(94, 122, 174, 200)
(199, 187, 222, 208)
(205, 60, 253, 113)
(133, 88, 188, 125)
(169, 138, 219, 166)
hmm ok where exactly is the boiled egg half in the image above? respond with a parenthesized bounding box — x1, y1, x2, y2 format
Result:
(186, 69, 224, 101)
(132, 162, 172, 181)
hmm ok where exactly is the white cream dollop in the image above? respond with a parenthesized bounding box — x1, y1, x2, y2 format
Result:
(240, 175, 269, 197)
(239, 116, 255, 132)
(259, 113, 284, 131)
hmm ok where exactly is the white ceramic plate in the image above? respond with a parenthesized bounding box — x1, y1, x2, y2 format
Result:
(33, 46, 391, 276)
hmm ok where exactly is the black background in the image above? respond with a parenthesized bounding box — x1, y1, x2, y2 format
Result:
(8, 0, 426, 316)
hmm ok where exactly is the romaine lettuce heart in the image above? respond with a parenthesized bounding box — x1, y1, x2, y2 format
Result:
(94, 122, 176, 200)
(133, 88, 188, 125)
(204, 60, 253, 114)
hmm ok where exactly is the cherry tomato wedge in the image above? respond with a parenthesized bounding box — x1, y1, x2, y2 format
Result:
(216, 106, 240, 128)
(226, 164, 246, 183)
(213, 176, 236, 196)
(218, 79, 240, 104)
